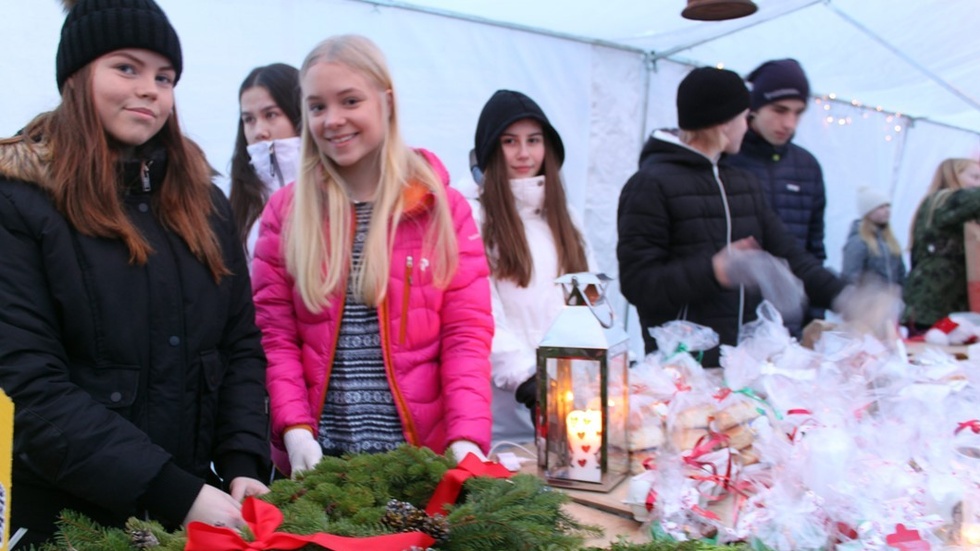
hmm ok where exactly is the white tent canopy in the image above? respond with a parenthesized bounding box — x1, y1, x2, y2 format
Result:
(2, 0, 979, 357)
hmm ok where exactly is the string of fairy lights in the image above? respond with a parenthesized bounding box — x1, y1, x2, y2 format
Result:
(813, 95, 906, 142)
(712, 62, 909, 143)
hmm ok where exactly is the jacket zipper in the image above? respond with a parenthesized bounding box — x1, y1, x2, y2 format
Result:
(399, 255, 412, 344)
(269, 142, 286, 189)
(141, 160, 153, 192)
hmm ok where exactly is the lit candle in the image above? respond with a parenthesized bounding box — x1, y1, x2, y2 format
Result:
(566, 409, 602, 482)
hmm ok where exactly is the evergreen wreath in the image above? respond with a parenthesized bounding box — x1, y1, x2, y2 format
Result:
(34, 446, 746, 551)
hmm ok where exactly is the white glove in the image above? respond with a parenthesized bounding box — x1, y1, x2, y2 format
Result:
(283, 428, 323, 476)
(449, 439, 487, 462)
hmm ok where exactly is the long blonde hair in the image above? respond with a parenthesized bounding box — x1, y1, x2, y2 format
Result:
(859, 218, 901, 256)
(284, 34, 458, 313)
(910, 158, 980, 246)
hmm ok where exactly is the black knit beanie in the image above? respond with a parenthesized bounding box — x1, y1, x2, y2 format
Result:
(474, 90, 564, 171)
(676, 67, 750, 131)
(56, 0, 183, 90)
(746, 58, 810, 111)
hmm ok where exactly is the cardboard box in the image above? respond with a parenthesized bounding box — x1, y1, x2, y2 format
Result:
(0, 390, 11, 550)
(965, 221, 980, 312)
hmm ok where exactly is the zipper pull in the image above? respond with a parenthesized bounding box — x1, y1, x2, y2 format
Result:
(269, 142, 286, 188)
(140, 160, 152, 192)
(406, 255, 413, 285)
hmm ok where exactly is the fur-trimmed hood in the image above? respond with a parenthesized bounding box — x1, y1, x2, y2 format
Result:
(0, 138, 53, 191)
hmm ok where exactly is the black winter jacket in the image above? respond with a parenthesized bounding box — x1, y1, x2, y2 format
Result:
(617, 131, 845, 366)
(726, 128, 827, 261)
(0, 141, 270, 540)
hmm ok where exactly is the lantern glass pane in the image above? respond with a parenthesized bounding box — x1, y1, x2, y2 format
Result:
(542, 357, 602, 483)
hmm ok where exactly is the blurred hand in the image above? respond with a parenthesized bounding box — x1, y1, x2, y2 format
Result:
(229, 476, 270, 502)
(183, 485, 243, 529)
(833, 281, 903, 345)
(712, 237, 759, 288)
(449, 439, 487, 462)
(283, 428, 323, 477)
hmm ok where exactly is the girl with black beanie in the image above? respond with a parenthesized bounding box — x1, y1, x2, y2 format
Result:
(0, 1, 271, 546)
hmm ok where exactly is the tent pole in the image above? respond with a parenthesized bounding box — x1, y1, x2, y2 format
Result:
(348, 0, 645, 55)
(826, 3, 980, 113)
(648, 0, 823, 62)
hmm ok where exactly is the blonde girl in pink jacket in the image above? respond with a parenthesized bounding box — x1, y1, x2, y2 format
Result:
(251, 34, 493, 477)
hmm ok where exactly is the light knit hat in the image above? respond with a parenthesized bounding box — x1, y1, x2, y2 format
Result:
(857, 186, 890, 218)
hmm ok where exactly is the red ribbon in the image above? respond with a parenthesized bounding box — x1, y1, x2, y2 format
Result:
(424, 453, 512, 516)
(956, 419, 980, 434)
(184, 497, 434, 551)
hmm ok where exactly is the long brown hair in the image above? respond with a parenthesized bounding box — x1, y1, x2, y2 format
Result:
(480, 132, 588, 287)
(9, 64, 228, 280)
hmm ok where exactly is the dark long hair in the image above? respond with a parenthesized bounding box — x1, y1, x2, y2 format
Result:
(480, 131, 588, 287)
(10, 64, 228, 280)
(228, 63, 301, 245)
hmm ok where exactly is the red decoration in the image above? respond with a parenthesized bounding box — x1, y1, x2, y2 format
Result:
(884, 523, 929, 551)
(184, 497, 433, 551)
(956, 419, 980, 435)
(424, 453, 513, 516)
(932, 317, 960, 334)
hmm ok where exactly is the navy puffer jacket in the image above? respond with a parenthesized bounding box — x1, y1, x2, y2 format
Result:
(726, 128, 826, 261)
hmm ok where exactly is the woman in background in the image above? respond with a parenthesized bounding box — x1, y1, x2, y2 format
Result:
(903, 158, 980, 332)
(229, 63, 301, 260)
(464, 89, 592, 445)
(841, 186, 906, 286)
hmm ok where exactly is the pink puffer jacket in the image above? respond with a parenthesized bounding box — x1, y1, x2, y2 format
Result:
(252, 150, 493, 472)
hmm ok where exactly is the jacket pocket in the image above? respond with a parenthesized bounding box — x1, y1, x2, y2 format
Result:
(200, 349, 227, 393)
(399, 255, 413, 345)
(195, 350, 226, 467)
(70, 363, 141, 409)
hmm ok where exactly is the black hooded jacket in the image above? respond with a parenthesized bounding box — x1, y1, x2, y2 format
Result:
(0, 139, 270, 539)
(617, 131, 844, 365)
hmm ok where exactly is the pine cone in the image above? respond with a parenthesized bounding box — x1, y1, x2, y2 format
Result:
(381, 500, 450, 544)
(128, 528, 160, 549)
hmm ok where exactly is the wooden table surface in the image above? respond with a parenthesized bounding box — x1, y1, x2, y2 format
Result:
(519, 461, 651, 546)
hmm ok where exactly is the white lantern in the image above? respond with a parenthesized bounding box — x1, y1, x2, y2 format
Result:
(536, 273, 629, 492)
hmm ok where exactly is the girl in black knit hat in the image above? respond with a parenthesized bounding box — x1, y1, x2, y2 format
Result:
(465, 89, 593, 445)
(0, 1, 271, 546)
(617, 67, 845, 367)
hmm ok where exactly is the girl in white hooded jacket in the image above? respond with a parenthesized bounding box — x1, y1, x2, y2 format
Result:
(464, 90, 594, 445)
(229, 63, 302, 261)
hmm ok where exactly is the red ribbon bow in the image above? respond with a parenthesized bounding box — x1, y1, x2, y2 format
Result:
(184, 497, 434, 551)
(425, 453, 512, 516)
(956, 419, 980, 434)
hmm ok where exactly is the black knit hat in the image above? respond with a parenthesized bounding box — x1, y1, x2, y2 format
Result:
(746, 58, 810, 111)
(676, 67, 750, 131)
(474, 90, 564, 171)
(56, 0, 183, 90)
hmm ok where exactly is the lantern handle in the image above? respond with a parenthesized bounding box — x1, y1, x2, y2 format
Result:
(569, 274, 615, 329)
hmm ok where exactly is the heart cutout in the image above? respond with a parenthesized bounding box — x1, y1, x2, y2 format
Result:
(577, 432, 586, 439)
(577, 459, 587, 467)
(581, 445, 591, 453)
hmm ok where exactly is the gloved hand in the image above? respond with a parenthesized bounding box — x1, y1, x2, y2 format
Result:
(449, 439, 487, 462)
(283, 428, 323, 477)
(183, 484, 244, 528)
(515, 375, 537, 427)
